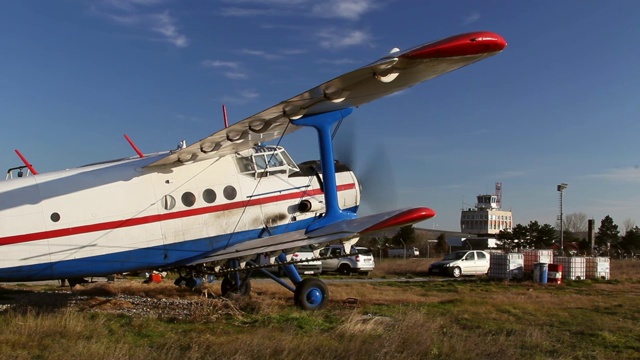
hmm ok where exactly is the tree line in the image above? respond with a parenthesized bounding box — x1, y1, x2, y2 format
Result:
(497, 212, 640, 257)
(361, 213, 640, 258)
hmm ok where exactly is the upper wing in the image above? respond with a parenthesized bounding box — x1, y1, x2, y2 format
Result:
(147, 31, 507, 167)
(186, 207, 435, 265)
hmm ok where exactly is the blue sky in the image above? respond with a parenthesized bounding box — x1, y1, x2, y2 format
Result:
(1, 1, 639, 232)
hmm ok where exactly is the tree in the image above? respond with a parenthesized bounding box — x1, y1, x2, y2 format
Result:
(535, 223, 557, 249)
(391, 225, 417, 247)
(619, 226, 640, 258)
(500, 221, 556, 250)
(434, 233, 448, 256)
(595, 215, 620, 255)
(562, 212, 588, 234)
(622, 218, 637, 235)
(497, 228, 517, 251)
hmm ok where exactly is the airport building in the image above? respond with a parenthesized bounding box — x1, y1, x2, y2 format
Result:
(460, 183, 513, 236)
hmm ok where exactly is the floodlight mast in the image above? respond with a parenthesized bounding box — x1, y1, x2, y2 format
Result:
(557, 183, 568, 255)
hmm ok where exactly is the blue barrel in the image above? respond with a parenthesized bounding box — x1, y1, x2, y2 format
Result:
(534, 263, 548, 284)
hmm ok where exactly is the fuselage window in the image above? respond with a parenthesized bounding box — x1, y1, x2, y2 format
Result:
(181, 192, 196, 207)
(203, 189, 217, 204)
(50, 212, 61, 222)
(223, 185, 237, 200)
(162, 195, 176, 210)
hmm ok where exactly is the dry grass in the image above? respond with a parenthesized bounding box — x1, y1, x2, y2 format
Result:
(1, 259, 639, 360)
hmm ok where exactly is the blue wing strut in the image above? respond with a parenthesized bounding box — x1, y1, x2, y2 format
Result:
(293, 108, 358, 233)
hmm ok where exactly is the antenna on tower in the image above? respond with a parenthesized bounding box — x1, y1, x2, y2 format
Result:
(495, 182, 502, 209)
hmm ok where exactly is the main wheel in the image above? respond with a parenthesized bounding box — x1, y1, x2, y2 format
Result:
(451, 267, 462, 278)
(221, 276, 252, 297)
(294, 278, 329, 310)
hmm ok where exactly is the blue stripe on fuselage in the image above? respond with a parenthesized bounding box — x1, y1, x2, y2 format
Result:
(0, 209, 357, 281)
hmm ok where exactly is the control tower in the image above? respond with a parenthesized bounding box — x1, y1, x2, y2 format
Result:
(460, 183, 513, 235)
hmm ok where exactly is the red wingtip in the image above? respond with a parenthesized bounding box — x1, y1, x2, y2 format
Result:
(402, 31, 507, 59)
(362, 207, 437, 233)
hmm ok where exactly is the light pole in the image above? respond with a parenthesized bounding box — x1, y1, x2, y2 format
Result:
(557, 183, 568, 255)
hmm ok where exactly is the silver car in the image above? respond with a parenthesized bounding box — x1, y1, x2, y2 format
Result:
(428, 250, 490, 278)
(320, 245, 375, 275)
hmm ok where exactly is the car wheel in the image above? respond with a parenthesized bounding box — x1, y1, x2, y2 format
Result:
(294, 278, 329, 310)
(338, 264, 352, 276)
(451, 267, 462, 278)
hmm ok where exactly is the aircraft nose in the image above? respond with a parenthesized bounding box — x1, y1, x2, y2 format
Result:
(402, 31, 507, 59)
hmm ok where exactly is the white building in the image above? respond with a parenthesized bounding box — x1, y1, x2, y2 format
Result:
(460, 194, 513, 235)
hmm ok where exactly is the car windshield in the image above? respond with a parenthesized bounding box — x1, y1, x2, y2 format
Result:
(443, 252, 466, 260)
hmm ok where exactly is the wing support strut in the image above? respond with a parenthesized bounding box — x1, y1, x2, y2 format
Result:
(293, 108, 357, 233)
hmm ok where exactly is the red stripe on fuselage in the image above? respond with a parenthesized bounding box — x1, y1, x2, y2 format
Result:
(0, 183, 356, 246)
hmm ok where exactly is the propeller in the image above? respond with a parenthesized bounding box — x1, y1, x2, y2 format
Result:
(333, 117, 398, 214)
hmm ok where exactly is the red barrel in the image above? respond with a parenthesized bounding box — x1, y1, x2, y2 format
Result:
(547, 264, 563, 284)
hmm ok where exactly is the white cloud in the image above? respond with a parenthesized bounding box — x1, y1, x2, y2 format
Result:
(219, 89, 260, 104)
(150, 11, 188, 47)
(240, 49, 283, 60)
(201, 60, 240, 69)
(587, 167, 640, 182)
(94, 0, 189, 48)
(221, 0, 379, 20)
(224, 72, 249, 80)
(462, 12, 481, 26)
(318, 28, 371, 49)
(311, 0, 378, 21)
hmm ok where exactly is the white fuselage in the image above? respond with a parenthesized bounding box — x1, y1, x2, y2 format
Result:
(0, 148, 360, 281)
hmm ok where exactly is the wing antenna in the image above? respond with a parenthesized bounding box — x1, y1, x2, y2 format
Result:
(223, 104, 229, 128)
(14, 150, 38, 175)
(123, 134, 145, 158)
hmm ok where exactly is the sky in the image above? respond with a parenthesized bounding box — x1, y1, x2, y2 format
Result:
(1, 0, 640, 233)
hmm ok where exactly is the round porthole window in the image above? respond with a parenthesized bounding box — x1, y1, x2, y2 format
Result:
(50, 212, 61, 222)
(203, 189, 217, 204)
(162, 195, 176, 210)
(181, 192, 196, 207)
(223, 185, 237, 200)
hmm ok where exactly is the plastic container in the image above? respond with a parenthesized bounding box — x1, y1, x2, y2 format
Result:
(489, 253, 524, 280)
(555, 257, 586, 280)
(586, 257, 610, 280)
(523, 250, 553, 275)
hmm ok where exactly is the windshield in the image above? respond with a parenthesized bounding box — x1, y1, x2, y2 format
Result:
(443, 252, 466, 260)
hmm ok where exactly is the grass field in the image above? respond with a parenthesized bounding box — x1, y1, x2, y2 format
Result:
(1, 259, 639, 360)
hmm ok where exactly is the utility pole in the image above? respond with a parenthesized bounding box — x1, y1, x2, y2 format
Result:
(557, 183, 568, 255)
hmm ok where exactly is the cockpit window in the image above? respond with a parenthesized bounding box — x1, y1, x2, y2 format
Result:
(236, 146, 299, 178)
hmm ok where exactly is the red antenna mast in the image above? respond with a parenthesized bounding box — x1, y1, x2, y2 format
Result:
(14, 150, 38, 175)
(123, 134, 145, 158)
(222, 104, 229, 128)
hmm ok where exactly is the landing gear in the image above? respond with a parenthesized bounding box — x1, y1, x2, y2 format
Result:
(294, 278, 329, 310)
(221, 276, 252, 297)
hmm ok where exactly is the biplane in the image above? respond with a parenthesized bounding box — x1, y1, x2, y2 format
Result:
(0, 31, 506, 309)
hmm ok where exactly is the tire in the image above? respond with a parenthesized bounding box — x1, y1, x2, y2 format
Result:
(294, 278, 329, 310)
(338, 264, 352, 276)
(451, 267, 462, 278)
(221, 276, 252, 297)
